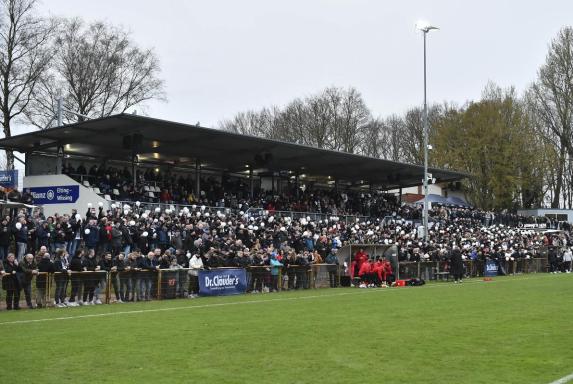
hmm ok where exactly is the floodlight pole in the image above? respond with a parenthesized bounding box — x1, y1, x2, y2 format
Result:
(422, 29, 429, 242)
(418, 23, 437, 242)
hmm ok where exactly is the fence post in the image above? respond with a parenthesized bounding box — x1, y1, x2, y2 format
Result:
(47, 273, 52, 307)
(157, 269, 162, 300)
(106, 272, 111, 304)
(417, 262, 421, 279)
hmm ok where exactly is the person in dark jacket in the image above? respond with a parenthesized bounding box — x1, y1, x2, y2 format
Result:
(82, 250, 100, 304)
(114, 253, 128, 302)
(53, 249, 70, 307)
(2, 253, 22, 310)
(84, 220, 99, 251)
(126, 252, 140, 301)
(138, 251, 159, 301)
(36, 252, 54, 308)
(99, 252, 120, 302)
(324, 249, 339, 288)
(68, 249, 84, 306)
(110, 222, 123, 257)
(175, 249, 189, 298)
(13, 217, 29, 262)
(20, 253, 38, 309)
(450, 246, 464, 283)
(36, 222, 50, 250)
(0, 216, 10, 262)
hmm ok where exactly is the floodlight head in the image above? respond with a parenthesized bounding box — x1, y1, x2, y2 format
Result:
(416, 20, 439, 33)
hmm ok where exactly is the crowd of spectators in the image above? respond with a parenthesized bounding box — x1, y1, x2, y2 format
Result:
(62, 162, 403, 217)
(0, 195, 569, 310)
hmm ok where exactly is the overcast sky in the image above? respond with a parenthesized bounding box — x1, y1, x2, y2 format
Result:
(35, 0, 573, 129)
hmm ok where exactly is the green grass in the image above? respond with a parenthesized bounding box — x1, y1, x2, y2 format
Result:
(1, 274, 573, 383)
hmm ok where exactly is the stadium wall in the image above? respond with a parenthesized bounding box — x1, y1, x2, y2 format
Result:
(23, 174, 110, 217)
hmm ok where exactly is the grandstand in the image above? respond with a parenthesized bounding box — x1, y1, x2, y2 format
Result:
(0, 114, 466, 216)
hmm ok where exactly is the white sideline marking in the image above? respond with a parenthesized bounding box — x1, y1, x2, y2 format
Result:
(549, 373, 573, 384)
(0, 274, 560, 326)
(1, 290, 379, 325)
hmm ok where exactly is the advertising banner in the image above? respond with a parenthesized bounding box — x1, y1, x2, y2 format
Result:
(484, 260, 499, 277)
(198, 268, 247, 296)
(0, 170, 18, 189)
(29, 185, 80, 204)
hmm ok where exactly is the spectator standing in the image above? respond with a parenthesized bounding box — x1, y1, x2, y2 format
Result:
(2, 253, 22, 310)
(36, 252, 54, 308)
(0, 216, 10, 261)
(563, 247, 572, 273)
(189, 253, 203, 297)
(20, 253, 38, 309)
(450, 246, 464, 283)
(14, 217, 28, 261)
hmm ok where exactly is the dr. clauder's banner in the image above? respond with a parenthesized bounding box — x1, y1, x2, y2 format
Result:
(484, 260, 499, 277)
(0, 170, 18, 189)
(29, 185, 79, 204)
(199, 268, 247, 296)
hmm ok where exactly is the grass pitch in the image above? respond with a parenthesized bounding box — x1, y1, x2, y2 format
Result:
(1, 274, 572, 384)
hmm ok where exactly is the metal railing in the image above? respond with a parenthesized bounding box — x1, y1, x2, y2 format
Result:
(0, 264, 343, 310)
(397, 257, 549, 280)
(0, 258, 555, 310)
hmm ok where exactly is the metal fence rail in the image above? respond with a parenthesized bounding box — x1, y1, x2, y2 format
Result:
(397, 258, 548, 280)
(0, 258, 552, 310)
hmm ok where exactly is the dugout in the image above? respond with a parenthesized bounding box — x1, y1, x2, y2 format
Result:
(337, 243, 399, 286)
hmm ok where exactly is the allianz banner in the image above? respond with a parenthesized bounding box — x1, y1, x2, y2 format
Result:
(0, 170, 18, 189)
(484, 260, 498, 277)
(199, 268, 247, 296)
(29, 185, 79, 204)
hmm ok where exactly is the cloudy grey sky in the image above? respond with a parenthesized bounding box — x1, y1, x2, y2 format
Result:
(36, 0, 573, 129)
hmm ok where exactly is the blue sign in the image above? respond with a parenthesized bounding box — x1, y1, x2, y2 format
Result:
(484, 260, 498, 277)
(0, 170, 18, 188)
(29, 185, 79, 204)
(199, 268, 247, 296)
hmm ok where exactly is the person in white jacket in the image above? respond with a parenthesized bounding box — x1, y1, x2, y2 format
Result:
(188, 253, 203, 297)
(563, 247, 572, 273)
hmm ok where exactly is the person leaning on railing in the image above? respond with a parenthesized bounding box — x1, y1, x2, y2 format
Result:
(67, 250, 84, 306)
(53, 249, 70, 307)
(125, 252, 140, 302)
(99, 252, 121, 303)
(82, 250, 100, 305)
(36, 252, 54, 308)
(138, 251, 159, 301)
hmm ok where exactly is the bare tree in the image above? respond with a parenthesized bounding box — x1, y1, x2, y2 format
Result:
(221, 86, 371, 155)
(27, 18, 165, 128)
(529, 27, 573, 208)
(0, 0, 55, 169)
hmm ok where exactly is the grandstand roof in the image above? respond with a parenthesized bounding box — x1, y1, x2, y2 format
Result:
(0, 114, 466, 189)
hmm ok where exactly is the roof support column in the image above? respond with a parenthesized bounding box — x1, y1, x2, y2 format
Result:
(56, 145, 64, 175)
(195, 160, 201, 198)
(295, 173, 299, 199)
(399, 187, 402, 204)
(249, 169, 254, 199)
(132, 154, 137, 188)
